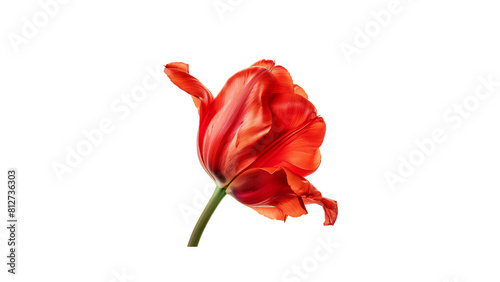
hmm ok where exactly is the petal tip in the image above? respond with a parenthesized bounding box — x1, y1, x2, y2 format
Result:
(165, 62, 189, 73)
(322, 199, 338, 226)
(251, 59, 276, 70)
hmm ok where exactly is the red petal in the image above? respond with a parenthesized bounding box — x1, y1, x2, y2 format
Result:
(270, 66, 295, 96)
(200, 67, 276, 187)
(249, 206, 287, 222)
(248, 92, 326, 177)
(164, 62, 216, 181)
(282, 168, 338, 225)
(164, 62, 214, 117)
(293, 84, 308, 99)
(251, 59, 275, 70)
(252, 60, 308, 99)
(226, 168, 308, 220)
(236, 62, 322, 177)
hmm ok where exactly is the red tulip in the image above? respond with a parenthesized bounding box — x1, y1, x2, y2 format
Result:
(165, 60, 338, 246)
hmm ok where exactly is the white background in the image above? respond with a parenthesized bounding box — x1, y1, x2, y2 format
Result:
(1, 0, 500, 281)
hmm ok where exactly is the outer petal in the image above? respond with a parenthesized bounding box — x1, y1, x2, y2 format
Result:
(200, 67, 276, 187)
(248, 92, 326, 177)
(164, 62, 215, 181)
(282, 168, 338, 226)
(293, 84, 308, 99)
(164, 62, 214, 117)
(226, 167, 308, 220)
(248, 206, 287, 222)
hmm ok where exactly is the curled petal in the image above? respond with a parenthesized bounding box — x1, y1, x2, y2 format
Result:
(164, 62, 213, 117)
(226, 168, 308, 220)
(164, 62, 215, 181)
(282, 168, 338, 226)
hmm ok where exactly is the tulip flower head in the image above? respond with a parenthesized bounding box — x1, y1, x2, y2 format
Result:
(165, 60, 338, 246)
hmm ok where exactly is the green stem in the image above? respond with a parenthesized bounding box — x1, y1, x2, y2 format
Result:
(188, 186, 226, 247)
